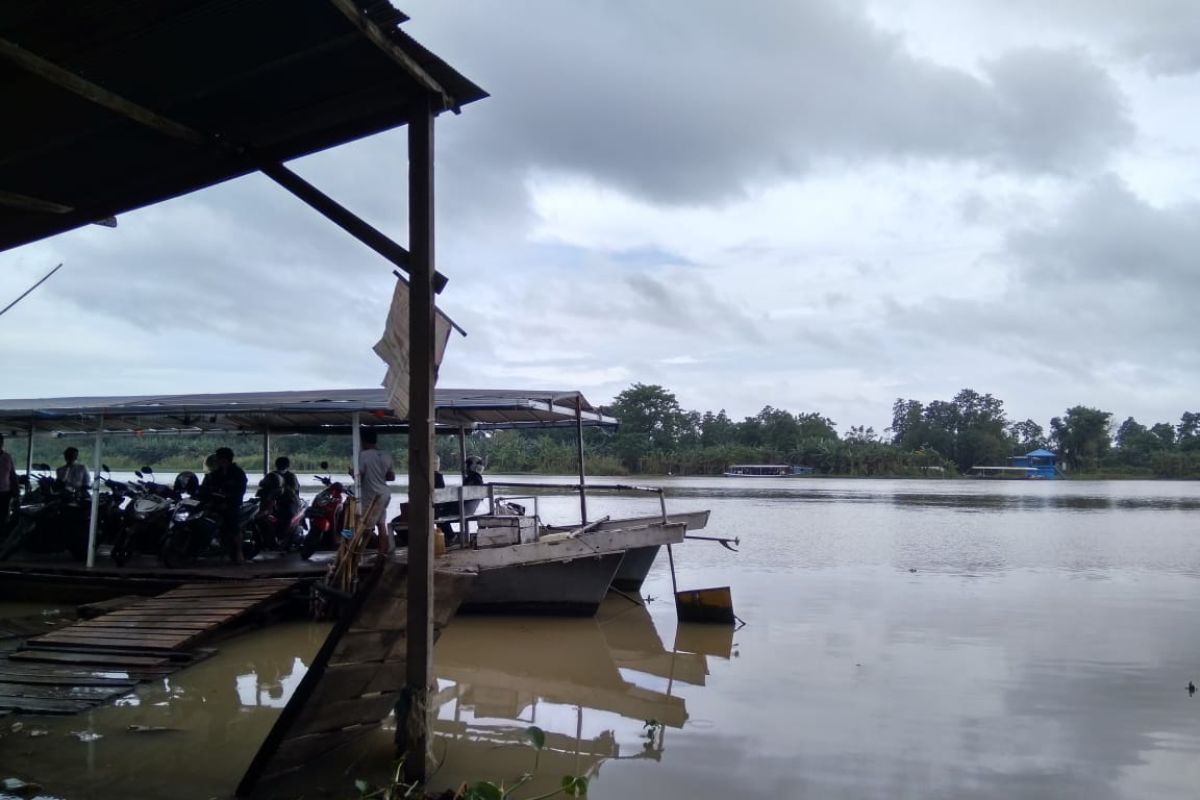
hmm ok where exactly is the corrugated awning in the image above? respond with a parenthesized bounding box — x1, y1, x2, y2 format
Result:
(0, 0, 486, 252)
(0, 388, 617, 435)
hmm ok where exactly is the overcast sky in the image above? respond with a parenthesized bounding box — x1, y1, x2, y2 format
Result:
(3, 0, 1199, 434)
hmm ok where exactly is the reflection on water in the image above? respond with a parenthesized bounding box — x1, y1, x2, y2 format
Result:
(4, 478, 1200, 799)
(426, 602, 730, 796)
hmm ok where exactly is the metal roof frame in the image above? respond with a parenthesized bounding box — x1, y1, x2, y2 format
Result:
(0, 388, 618, 436)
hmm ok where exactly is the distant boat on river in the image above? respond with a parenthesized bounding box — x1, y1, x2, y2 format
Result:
(967, 448, 1061, 479)
(724, 464, 814, 477)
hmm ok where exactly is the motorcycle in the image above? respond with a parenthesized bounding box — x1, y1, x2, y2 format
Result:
(160, 493, 260, 568)
(0, 464, 89, 561)
(300, 462, 352, 560)
(249, 483, 308, 553)
(110, 467, 196, 566)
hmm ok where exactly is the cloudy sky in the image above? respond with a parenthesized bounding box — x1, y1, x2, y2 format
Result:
(3, 0, 1200, 434)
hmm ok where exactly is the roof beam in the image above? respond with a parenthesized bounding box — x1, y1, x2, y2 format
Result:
(0, 37, 447, 291)
(0, 38, 209, 147)
(0, 189, 73, 215)
(327, 0, 455, 111)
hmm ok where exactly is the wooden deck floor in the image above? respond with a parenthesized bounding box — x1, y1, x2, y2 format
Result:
(0, 579, 299, 715)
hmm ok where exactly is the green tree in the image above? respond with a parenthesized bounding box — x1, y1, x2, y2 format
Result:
(1050, 406, 1112, 471)
(1009, 419, 1047, 452)
(1150, 422, 1176, 449)
(606, 384, 686, 470)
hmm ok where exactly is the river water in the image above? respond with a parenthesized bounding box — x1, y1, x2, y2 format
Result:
(3, 477, 1200, 799)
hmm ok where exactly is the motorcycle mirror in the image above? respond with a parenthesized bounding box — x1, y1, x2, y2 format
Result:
(135, 471, 144, 479)
(141, 466, 154, 475)
(319, 461, 330, 470)
(102, 463, 111, 473)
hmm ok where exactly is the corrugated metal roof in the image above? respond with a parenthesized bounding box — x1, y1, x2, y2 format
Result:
(0, 388, 616, 434)
(0, 0, 486, 251)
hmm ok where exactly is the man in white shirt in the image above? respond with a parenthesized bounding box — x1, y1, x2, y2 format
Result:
(56, 447, 91, 494)
(352, 429, 395, 554)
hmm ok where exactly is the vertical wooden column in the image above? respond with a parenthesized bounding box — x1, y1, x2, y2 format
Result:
(401, 92, 436, 785)
(575, 398, 587, 525)
(351, 411, 362, 509)
(25, 418, 33, 475)
(85, 417, 103, 568)
(262, 428, 271, 477)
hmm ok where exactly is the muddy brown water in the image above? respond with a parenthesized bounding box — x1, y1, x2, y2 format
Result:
(3, 477, 1200, 799)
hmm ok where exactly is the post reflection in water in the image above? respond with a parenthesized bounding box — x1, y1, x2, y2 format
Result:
(426, 599, 730, 795)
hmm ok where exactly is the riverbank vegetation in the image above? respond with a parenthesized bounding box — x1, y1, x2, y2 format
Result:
(26, 384, 1200, 479)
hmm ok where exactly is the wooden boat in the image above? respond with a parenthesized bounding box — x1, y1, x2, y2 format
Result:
(416, 488, 697, 616)
(723, 463, 813, 477)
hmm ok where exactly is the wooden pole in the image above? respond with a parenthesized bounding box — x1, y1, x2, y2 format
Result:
(401, 92, 436, 785)
(351, 412, 362, 510)
(262, 427, 271, 478)
(457, 427, 467, 538)
(85, 417, 103, 568)
(25, 417, 33, 475)
(575, 397, 587, 525)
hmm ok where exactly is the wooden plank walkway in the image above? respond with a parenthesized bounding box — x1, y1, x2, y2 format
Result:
(237, 563, 473, 798)
(0, 579, 298, 715)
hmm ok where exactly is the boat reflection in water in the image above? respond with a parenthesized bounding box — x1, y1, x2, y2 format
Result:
(426, 598, 731, 796)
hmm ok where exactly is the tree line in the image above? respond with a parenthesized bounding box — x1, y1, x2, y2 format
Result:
(26, 383, 1200, 478)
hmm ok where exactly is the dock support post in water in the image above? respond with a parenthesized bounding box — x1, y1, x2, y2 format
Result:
(85, 416, 103, 568)
(576, 397, 588, 525)
(24, 417, 33, 475)
(402, 91, 436, 785)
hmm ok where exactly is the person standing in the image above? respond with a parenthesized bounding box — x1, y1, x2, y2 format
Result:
(212, 447, 248, 563)
(0, 435, 18, 535)
(259, 456, 300, 546)
(56, 447, 91, 494)
(352, 430, 394, 554)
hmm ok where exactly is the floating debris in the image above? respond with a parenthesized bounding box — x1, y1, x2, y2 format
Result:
(128, 724, 178, 733)
(2, 777, 43, 796)
(70, 730, 103, 742)
(28, 729, 48, 738)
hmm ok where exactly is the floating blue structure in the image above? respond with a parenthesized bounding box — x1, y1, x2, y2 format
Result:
(968, 449, 1060, 479)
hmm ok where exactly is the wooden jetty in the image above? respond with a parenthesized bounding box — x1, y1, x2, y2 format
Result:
(0, 579, 298, 715)
(237, 562, 472, 798)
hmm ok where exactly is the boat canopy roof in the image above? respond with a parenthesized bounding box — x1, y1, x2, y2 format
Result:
(728, 464, 792, 469)
(0, 388, 616, 436)
(1024, 449, 1056, 458)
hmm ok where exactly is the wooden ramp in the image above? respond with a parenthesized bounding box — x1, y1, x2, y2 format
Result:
(0, 579, 298, 715)
(237, 562, 473, 799)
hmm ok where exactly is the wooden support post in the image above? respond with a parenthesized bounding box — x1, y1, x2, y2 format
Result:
(25, 418, 33, 475)
(85, 418, 103, 569)
(401, 92, 436, 785)
(262, 428, 271, 478)
(575, 397, 587, 525)
(457, 427, 467, 538)
(351, 412, 362, 510)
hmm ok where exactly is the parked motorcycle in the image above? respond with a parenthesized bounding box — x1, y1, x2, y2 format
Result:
(160, 494, 260, 568)
(300, 462, 351, 560)
(0, 464, 89, 560)
(110, 467, 197, 566)
(249, 487, 308, 553)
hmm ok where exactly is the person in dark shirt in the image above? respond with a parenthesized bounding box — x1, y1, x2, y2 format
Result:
(212, 447, 248, 562)
(259, 456, 300, 546)
(464, 456, 485, 486)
